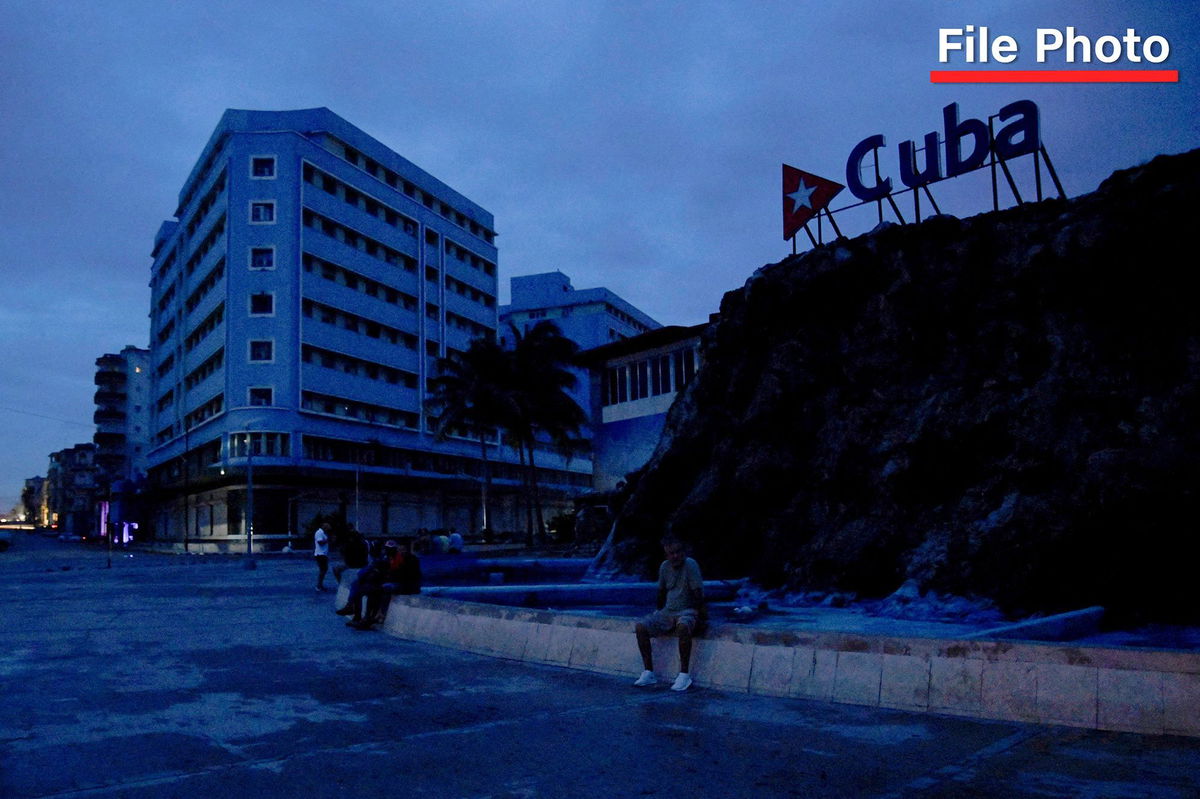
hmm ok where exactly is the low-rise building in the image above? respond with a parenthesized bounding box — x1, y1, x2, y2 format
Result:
(578, 323, 707, 492)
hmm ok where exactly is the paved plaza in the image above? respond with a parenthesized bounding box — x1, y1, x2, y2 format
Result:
(2, 534, 1199, 798)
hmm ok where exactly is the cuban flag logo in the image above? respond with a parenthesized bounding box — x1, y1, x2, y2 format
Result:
(783, 164, 844, 240)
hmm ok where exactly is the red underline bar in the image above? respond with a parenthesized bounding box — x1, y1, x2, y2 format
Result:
(931, 70, 1179, 84)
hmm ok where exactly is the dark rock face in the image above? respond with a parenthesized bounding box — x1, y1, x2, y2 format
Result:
(600, 149, 1200, 624)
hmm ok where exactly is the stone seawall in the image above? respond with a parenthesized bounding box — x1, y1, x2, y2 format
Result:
(339, 581, 1200, 737)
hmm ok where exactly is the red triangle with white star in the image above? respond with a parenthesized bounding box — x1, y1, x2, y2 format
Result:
(783, 164, 844, 240)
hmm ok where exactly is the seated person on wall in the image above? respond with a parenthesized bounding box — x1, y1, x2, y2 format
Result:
(336, 540, 394, 626)
(357, 538, 422, 629)
(633, 535, 705, 692)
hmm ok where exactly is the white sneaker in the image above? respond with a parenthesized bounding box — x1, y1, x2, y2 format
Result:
(670, 672, 693, 692)
(633, 670, 657, 687)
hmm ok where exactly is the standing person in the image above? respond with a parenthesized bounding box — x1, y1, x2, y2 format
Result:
(633, 536, 705, 692)
(313, 522, 330, 592)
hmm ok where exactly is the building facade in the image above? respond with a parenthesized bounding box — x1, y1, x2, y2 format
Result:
(500, 271, 660, 350)
(579, 324, 707, 492)
(146, 108, 588, 551)
(94, 346, 152, 482)
(43, 444, 98, 536)
(94, 346, 152, 531)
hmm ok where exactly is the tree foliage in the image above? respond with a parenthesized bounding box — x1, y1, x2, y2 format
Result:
(425, 322, 586, 540)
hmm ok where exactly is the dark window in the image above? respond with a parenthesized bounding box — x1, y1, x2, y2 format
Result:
(249, 293, 274, 315)
(250, 247, 274, 269)
(251, 157, 276, 178)
(663, 356, 675, 394)
(250, 202, 275, 223)
(249, 340, 273, 362)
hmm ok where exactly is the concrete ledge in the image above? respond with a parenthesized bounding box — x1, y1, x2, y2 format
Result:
(351, 585, 1200, 737)
(421, 580, 741, 606)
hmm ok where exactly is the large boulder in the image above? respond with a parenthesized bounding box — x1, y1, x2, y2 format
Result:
(598, 149, 1200, 625)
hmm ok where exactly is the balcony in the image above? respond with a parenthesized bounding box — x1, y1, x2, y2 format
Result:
(94, 431, 126, 449)
(94, 389, 127, 406)
(95, 370, 127, 387)
(94, 408, 126, 424)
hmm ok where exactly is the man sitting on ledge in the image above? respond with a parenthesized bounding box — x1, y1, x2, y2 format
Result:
(363, 537, 421, 625)
(633, 535, 705, 692)
(336, 540, 394, 627)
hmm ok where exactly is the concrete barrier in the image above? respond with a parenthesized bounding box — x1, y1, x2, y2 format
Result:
(344, 582, 1200, 738)
(420, 556, 592, 582)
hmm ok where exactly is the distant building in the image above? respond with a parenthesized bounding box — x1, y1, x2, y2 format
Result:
(578, 323, 707, 491)
(145, 108, 588, 551)
(500, 271, 660, 351)
(43, 444, 98, 535)
(94, 346, 151, 538)
(94, 346, 151, 481)
(499, 270, 661, 419)
(22, 476, 45, 526)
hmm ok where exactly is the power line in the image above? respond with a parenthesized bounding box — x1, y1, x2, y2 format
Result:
(0, 406, 93, 428)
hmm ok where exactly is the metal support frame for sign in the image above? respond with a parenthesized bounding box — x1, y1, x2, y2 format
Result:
(861, 148, 908, 226)
(790, 206, 844, 254)
(908, 138, 943, 221)
(987, 113, 1066, 211)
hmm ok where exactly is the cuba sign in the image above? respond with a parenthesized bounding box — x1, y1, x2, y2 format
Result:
(846, 99, 1040, 202)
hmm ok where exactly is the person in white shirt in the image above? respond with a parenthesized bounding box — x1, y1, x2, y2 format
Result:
(314, 525, 330, 592)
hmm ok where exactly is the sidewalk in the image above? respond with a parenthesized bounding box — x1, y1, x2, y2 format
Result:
(2, 536, 1199, 798)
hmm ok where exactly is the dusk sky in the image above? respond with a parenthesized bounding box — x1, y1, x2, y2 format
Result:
(1, 1, 1196, 513)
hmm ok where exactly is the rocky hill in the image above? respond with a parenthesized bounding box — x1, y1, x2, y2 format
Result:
(596, 148, 1200, 625)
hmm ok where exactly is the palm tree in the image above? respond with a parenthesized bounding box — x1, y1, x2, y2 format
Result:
(507, 321, 588, 543)
(425, 337, 514, 536)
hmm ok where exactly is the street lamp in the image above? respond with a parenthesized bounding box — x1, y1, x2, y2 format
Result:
(216, 430, 259, 569)
(243, 431, 256, 570)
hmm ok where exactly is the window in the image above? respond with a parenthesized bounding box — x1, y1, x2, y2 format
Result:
(249, 293, 274, 316)
(654, 355, 672, 396)
(248, 387, 273, 406)
(631, 360, 649, 401)
(250, 202, 276, 224)
(250, 247, 274, 269)
(229, 431, 289, 458)
(673, 348, 696, 389)
(250, 157, 276, 178)
(249, 340, 274, 362)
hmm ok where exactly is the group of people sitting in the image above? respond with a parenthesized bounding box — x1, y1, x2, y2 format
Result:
(412, 529, 465, 555)
(326, 526, 706, 693)
(335, 538, 422, 630)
